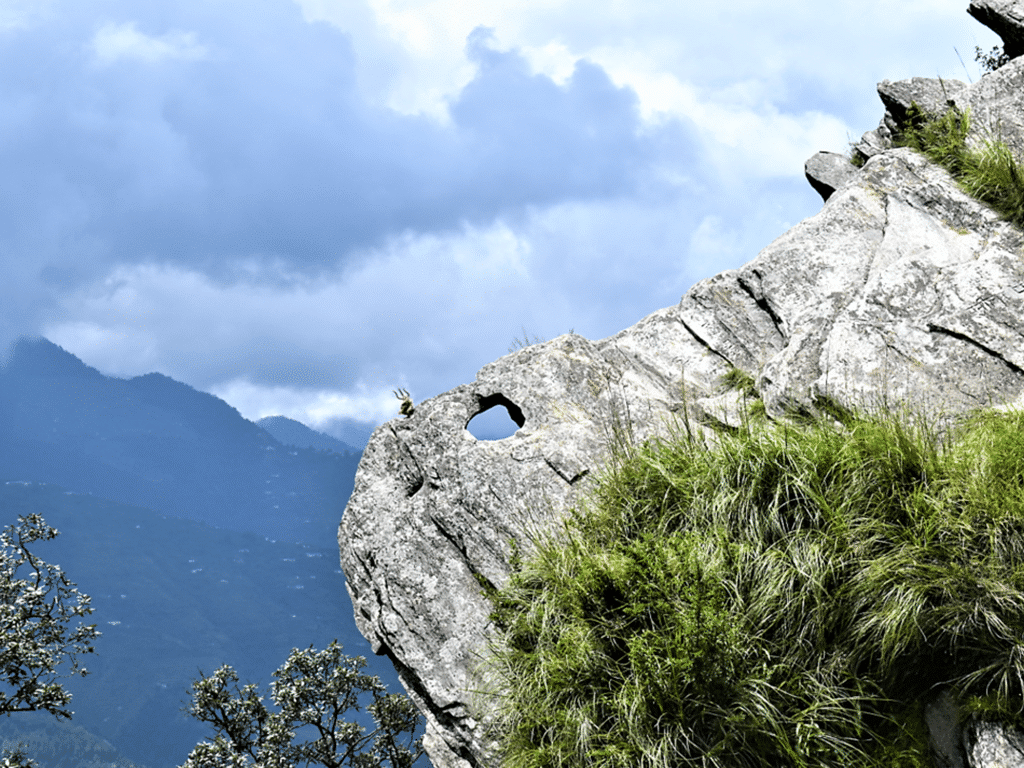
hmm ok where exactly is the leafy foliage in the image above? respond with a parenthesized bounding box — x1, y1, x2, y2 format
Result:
(0, 481, 394, 768)
(0, 748, 36, 768)
(483, 407, 1024, 768)
(975, 45, 1011, 74)
(0, 515, 100, 767)
(181, 642, 423, 768)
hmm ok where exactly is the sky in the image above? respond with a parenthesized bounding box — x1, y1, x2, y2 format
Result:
(0, 0, 1004, 445)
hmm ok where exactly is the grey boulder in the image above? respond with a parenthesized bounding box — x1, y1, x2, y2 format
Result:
(341, 143, 1024, 768)
(805, 151, 860, 201)
(969, 0, 1024, 59)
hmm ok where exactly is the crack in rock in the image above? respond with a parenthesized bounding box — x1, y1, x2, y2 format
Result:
(927, 322, 1024, 375)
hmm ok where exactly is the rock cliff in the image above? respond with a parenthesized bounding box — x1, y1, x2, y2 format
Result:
(340, 4, 1024, 768)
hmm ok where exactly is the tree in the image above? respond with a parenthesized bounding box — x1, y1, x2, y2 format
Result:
(0, 514, 100, 767)
(181, 642, 424, 768)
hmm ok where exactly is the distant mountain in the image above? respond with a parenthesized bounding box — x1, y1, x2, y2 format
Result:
(0, 337, 359, 546)
(258, 415, 358, 454)
(0, 338, 411, 768)
(0, 711, 148, 768)
(318, 416, 376, 450)
(0, 481, 398, 768)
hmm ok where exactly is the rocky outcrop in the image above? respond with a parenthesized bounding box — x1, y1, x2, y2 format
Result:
(339, 6, 1024, 768)
(969, 0, 1024, 59)
(804, 150, 858, 201)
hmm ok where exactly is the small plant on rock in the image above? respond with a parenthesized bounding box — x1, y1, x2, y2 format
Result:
(719, 366, 758, 399)
(975, 44, 1011, 73)
(894, 102, 972, 176)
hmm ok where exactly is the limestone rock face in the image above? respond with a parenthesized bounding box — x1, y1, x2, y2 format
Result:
(339, 7, 1024, 768)
(875, 56, 1024, 158)
(969, 0, 1024, 59)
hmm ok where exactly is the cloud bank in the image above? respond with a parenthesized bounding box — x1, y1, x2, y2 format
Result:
(0, 0, 1001, 439)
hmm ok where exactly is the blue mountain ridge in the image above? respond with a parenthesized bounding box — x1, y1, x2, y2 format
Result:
(257, 414, 360, 454)
(0, 338, 412, 768)
(0, 337, 359, 546)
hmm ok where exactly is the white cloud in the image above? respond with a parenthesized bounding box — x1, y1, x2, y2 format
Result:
(43, 320, 161, 374)
(295, 0, 583, 120)
(41, 177, 810, 425)
(41, 220, 538, 412)
(10, 0, 1008, 438)
(91, 22, 208, 65)
(578, 52, 853, 178)
(207, 378, 397, 427)
(543, 0, 994, 179)
(297, 0, 1001, 177)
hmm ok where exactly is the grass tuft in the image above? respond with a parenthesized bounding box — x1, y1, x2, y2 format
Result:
(481, 406, 1024, 768)
(893, 102, 1024, 229)
(894, 102, 973, 176)
(509, 327, 546, 354)
(720, 367, 758, 399)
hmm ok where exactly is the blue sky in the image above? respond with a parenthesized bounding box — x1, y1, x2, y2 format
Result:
(0, 0, 1002, 442)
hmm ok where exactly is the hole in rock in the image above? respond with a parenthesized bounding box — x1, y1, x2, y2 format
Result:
(466, 393, 525, 441)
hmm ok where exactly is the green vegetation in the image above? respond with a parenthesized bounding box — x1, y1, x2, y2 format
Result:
(181, 642, 423, 768)
(0, 507, 423, 768)
(719, 366, 758, 399)
(482, 406, 1024, 768)
(0, 481, 396, 768)
(0, 515, 100, 768)
(894, 102, 973, 174)
(975, 45, 1011, 74)
(893, 102, 1024, 229)
(509, 328, 547, 354)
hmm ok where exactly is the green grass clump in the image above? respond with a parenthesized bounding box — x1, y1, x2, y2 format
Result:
(893, 102, 1024, 229)
(958, 138, 1024, 222)
(895, 102, 973, 176)
(720, 367, 758, 399)
(483, 407, 1024, 768)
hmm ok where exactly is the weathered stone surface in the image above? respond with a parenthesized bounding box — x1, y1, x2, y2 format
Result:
(853, 125, 893, 161)
(339, 332, 701, 768)
(969, 0, 1024, 59)
(966, 723, 1024, 768)
(805, 151, 860, 201)
(927, 692, 966, 768)
(339, 13, 1024, 768)
(925, 690, 1024, 768)
(953, 58, 1024, 157)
